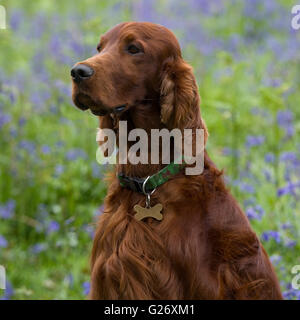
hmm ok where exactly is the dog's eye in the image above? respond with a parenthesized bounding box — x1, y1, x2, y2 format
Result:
(97, 44, 102, 52)
(127, 44, 140, 55)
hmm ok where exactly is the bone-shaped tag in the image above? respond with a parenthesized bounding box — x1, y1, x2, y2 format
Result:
(134, 203, 163, 221)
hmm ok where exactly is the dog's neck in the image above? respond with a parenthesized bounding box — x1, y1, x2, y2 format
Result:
(115, 101, 168, 178)
(103, 100, 203, 179)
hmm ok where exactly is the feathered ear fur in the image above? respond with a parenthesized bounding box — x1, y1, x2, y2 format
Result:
(160, 58, 208, 143)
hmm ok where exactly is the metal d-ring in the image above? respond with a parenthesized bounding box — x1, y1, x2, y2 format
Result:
(142, 176, 156, 208)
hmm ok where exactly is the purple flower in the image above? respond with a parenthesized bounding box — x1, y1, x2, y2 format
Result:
(54, 164, 65, 176)
(30, 89, 51, 109)
(222, 147, 240, 157)
(65, 148, 87, 161)
(245, 135, 265, 148)
(64, 217, 75, 225)
(82, 225, 94, 239)
(53, 80, 72, 97)
(284, 238, 296, 248)
(0, 280, 14, 300)
(0, 200, 15, 219)
(265, 153, 275, 163)
(18, 117, 26, 127)
(263, 169, 272, 182)
(64, 274, 74, 288)
(239, 182, 255, 194)
(19, 140, 36, 153)
(94, 205, 104, 217)
(47, 221, 60, 234)
(277, 110, 293, 127)
(10, 9, 23, 31)
(92, 162, 106, 179)
(277, 110, 294, 138)
(270, 255, 282, 266)
(0, 235, 8, 248)
(277, 182, 300, 197)
(261, 231, 281, 243)
(283, 289, 300, 300)
(281, 222, 293, 230)
(0, 113, 12, 129)
(41, 145, 51, 155)
(82, 281, 90, 296)
(31, 243, 47, 254)
(133, 0, 156, 22)
(49, 35, 62, 55)
(280, 152, 299, 165)
(246, 205, 265, 220)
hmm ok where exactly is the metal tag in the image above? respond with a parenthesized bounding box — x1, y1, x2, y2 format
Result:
(134, 203, 163, 221)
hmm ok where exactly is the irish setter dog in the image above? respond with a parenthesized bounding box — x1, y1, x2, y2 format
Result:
(71, 22, 282, 299)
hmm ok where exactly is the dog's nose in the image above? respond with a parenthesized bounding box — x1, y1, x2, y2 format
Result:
(71, 64, 94, 81)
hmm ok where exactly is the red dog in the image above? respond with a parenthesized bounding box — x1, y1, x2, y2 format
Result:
(71, 22, 282, 299)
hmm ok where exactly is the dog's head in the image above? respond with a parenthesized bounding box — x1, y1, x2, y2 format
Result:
(71, 22, 207, 137)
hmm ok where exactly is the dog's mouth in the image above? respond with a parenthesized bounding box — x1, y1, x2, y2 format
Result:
(73, 93, 127, 116)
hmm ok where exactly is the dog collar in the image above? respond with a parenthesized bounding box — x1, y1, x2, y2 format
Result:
(118, 161, 185, 195)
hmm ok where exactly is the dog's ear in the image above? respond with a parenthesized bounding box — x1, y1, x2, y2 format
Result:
(160, 57, 208, 143)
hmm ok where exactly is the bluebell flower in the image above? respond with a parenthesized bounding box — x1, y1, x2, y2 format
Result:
(280, 152, 298, 163)
(0, 200, 15, 219)
(56, 141, 65, 148)
(133, 0, 156, 22)
(277, 182, 300, 197)
(18, 117, 26, 127)
(53, 80, 72, 97)
(10, 9, 23, 31)
(283, 289, 300, 300)
(54, 164, 64, 176)
(64, 217, 75, 225)
(83, 225, 94, 239)
(284, 238, 296, 248)
(243, 198, 255, 207)
(9, 127, 17, 138)
(47, 221, 60, 234)
(49, 34, 62, 55)
(277, 110, 294, 138)
(270, 255, 282, 266)
(238, 182, 255, 194)
(0, 235, 8, 248)
(82, 282, 90, 296)
(30, 89, 51, 109)
(94, 205, 104, 217)
(261, 231, 281, 243)
(245, 135, 265, 148)
(263, 169, 272, 182)
(66, 148, 87, 161)
(19, 140, 36, 153)
(280, 222, 293, 230)
(64, 274, 74, 288)
(265, 153, 275, 163)
(0, 280, 14, 300)
(30, 13, 46, 39)
(222, 147, 240, 157)
(69, 40, 85, 58)
(246, 205, 264, 220)
(0, 113, 11, 129)
(41, 145, 51, 155)
(277, 110, 293, 127)
(91, 162, 105, 179)
(31, 243, 47, 254)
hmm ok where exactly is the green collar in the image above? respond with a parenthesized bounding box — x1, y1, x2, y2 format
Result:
(118, 161, 185, 194)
